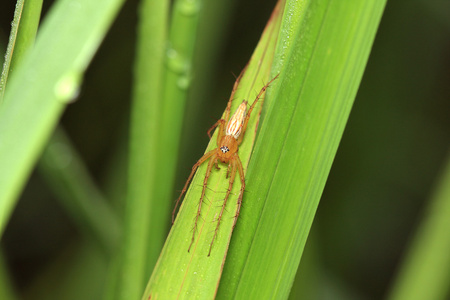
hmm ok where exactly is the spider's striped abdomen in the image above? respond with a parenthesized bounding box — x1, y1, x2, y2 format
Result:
(226, 101, 247, 139)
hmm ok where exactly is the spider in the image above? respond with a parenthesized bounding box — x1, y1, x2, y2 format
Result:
(172, 71, 278, 256)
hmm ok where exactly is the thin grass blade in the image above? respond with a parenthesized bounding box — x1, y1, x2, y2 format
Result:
(0, 0, 43, 102)
(387, 152, 450, 300)
(113, 0, 170, 299)
(38, 128, 121, 255)
(0, 251, 16, 300)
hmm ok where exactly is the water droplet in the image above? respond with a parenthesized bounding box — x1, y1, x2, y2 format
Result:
(177, 74, 191, 90)
(166, 46, 192, 90)
(178, 0, 201, 16)
(166, 47, 189, 74)
(54, 72, 81, 103)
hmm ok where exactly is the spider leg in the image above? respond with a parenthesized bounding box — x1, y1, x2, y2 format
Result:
(172, 149, 217, 223)
(209, 159, 237, 256)
(237, 74, 279, 145)
(233, 155, 246, 229)
(226, 162, 232, 179)
(189, 155, 217, 252)
(207, 119, 225, 144)
(224, 66, 247, 124)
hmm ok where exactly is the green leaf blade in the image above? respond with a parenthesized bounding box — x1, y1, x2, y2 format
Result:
(388, 152, 450, 300)
(143, 4, 283, 298)
(218, 0, 387, 298)
(112, 0, 170, 299)
(0, 0, 125, 236)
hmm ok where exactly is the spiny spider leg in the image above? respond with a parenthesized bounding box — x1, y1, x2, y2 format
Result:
(172, 150, 216, 223)
(224, 67, 247, 123)
(208, 158, 237, 256)
(207, 119, 225, 140)
(237, 74, 280, 145)
(188, 156, 217, 252)
(207, 68, 245, 142)
(226, 162, 232, 179)
(233, 155, 246, 229)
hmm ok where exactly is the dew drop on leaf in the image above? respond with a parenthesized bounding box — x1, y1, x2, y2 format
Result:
(54, 72, 81, 103)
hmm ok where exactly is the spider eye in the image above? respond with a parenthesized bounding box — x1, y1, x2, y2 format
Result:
(220, 146, 229, 153)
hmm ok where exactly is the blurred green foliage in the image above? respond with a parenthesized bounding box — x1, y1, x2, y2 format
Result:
(0, 0, 448, 299)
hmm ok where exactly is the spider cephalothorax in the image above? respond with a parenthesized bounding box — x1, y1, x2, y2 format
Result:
(172, 71, 278, 255)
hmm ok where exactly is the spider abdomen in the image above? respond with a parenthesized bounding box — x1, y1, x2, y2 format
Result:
(226, 101, 247, 138)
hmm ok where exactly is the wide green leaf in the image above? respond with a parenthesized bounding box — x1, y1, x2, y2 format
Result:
(0, 0, 125, 236)
(218, 0, 386, 298)
(142, 2, 283, 298)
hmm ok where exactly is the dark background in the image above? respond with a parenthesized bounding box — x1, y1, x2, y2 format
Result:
(1, 0, 449, 298)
